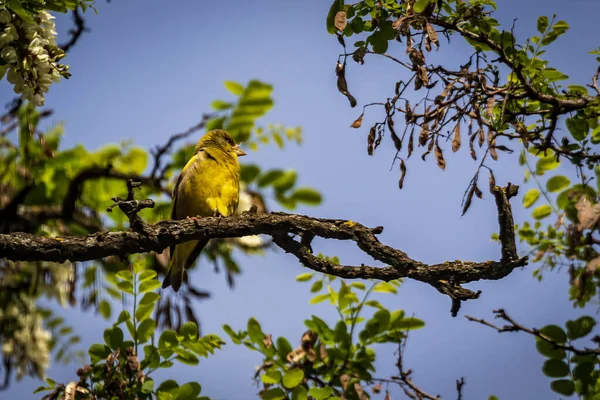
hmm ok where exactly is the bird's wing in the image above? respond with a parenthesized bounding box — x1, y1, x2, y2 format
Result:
(170, 152, 201, 257)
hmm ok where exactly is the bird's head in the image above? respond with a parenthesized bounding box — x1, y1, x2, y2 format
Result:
(196, 129, 247, 158)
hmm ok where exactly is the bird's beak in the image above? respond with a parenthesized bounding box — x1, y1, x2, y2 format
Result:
(233, 144, 247, 157)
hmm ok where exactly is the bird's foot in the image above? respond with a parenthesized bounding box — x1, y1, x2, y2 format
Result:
(186, 215, 201, 221)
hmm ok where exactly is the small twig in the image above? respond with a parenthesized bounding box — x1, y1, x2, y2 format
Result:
(466, 309, 600, 356)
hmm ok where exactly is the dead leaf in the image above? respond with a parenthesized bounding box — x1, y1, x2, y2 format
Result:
(409, 49, 425, 66)
(388, 116, 402, 151)
(425, 22, 439, 48)
(486, 97, 495, 118)
(488, 129, 498, 160)
(435, 141, 446, 170)
(587, 256, 600, 274)
(334, 11, 347, 31)
(405, 99, 413, 123)
(469, 131, 477, 160)
(392, 16, 409, 30)
(452, 123, 461, 152)
(417, 65, 429, 87)
(287, 347, 306, 364)
(462, 185, 475, 216)
(372, 383, 382, 394)
(353, 46, 367, 64)
(478, 127, 484, 147)
(576, 196, 600, 231)
(399, 159, 407, 189)
(336, 62, 357, 107)
(263, 334, 273, 348)
(351, 113, 364, 128)
(340, 374, 350, 391)
(418, 122, 429, 146)
(489, 170, 496, 193)
(319, 343, 328, 359)
(64, 382, 78, 400)
(422, 136, 435, 161)
(385, 391, 392, 400)
(474, 184, 483, 199)
(407, 128, 414, 158)
(367, 125, 376, 155)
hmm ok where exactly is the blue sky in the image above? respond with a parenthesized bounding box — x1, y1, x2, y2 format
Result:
(2, 0, 600, 399)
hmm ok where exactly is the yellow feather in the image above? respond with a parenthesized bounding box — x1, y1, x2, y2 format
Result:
(162, 130, 244, 291)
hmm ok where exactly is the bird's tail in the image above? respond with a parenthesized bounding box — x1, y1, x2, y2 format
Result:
(162, 239, 208, 292)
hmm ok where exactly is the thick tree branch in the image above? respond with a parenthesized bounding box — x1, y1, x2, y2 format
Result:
(0, 182, 528, 313)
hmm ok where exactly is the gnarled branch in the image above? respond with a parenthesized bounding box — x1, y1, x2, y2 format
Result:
(0, 181, 528, 315)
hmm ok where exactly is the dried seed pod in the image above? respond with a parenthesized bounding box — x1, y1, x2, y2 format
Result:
(452, 123, 461, 152)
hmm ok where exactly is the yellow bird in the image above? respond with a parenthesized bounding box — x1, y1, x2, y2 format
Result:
(162, 129, 246, 291)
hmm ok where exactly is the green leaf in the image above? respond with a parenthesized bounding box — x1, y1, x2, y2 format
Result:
(175, 382, 202, 400)
(310, 280, 324, 293)
(115, 310, 131, 325)
(413, 0, 431, 13)
(522, 188, 540, 208)
(158, 330, 179, 351)
(542, 359, 569, 378)
(573, 362, 594, 382)
(291, 187, 323, 206)
(211, 100, 232, 111)
(566, 316, 596, 340)
(567, 85, 588, 96)
(116, 281, 134, 295)
(393, 317, 425, 330)
(247, 317, 264, 345)
(224, 81, 245, 96)
(88, 344, 111, 363)
(103, 327, 124, 350)
(98, 300, 111, 319)
(369, 30, 388, 54)
(262, 387, 286, 400)
(273, 170, 297, 192)
(551, 379, 575, 396)
(276, 336, 293, 361)
(139, 292, 160, 306)
(179, 322, 199, 341)
(535, 156, 560, 174)
(309, 386, 334, 400)
(257, 169, 284, 187)
(7, 0, 35, 23)
(309, 293, 330, 305)
(139, 270, 158, 282)
(350, 282, 366, 290)
(537, 16, 548, 33)
(282, 369, 304, 389)
(135, 303, 155, 322)
(296, 273, 313, 282)
(326, 0, 342, 34)
(373, 282, 397, 294)
(240, 164, 261, 183)
(139, 279, 161, 293)
(291, 386, 309, 400)
(532, 204, 552, 220)
(137, 319, 156, 344)
(175, 348, 200, 365)
(591, 126, 600, 144)
(222, 324, 241, 344)
(540, 325, 567, 343)
(536, 339, 566, 359)
(261, 369, 282, 384)
(546, 176, 570, 193)
(566, 117, 589, 141)
(116, 270, 133, 282)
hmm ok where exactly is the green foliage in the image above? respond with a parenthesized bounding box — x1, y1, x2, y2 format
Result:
(35, 258, 224, 399)
(222, 266, 420, 399)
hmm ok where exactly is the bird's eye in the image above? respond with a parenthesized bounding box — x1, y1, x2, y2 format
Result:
(225, 137, 234, 145)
